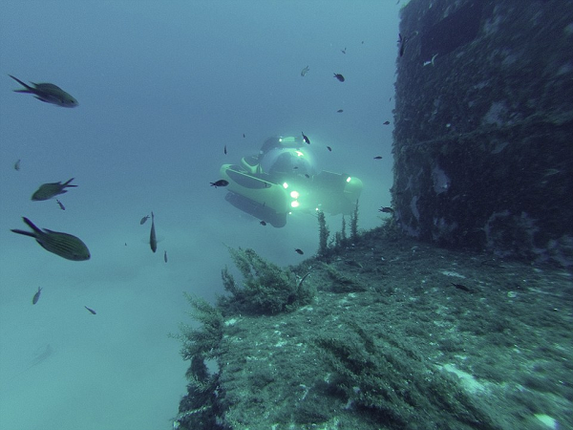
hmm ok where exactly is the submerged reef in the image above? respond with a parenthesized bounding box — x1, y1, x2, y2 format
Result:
(174, 225, 573, 430)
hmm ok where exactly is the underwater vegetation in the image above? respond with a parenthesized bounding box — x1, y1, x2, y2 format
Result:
(218, 247, 315, 316)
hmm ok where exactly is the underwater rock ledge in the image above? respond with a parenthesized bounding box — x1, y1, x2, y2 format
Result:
(174, 227, 573, 430)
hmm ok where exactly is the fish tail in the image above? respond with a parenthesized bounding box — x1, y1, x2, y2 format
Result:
(21, 217, 43, 234)
(8, 74, 33, 92)
(10, 228, 37, 238)
(63, 178, 77, 188)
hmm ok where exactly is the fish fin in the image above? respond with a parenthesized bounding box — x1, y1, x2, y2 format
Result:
(33, 96, 51, 103)
(8, 74, 33, 91)
(10, 228, 37, 238)
(21, 217, 43, 234)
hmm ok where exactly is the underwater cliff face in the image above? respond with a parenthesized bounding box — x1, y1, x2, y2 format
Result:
(392, 0, 573, 266)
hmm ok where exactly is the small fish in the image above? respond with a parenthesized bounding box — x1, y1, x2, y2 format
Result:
(224, 145, 227, 155)
(150, 212, 157, 253)
(31, 178, 77, 201)
(32, 287, 42, 305)
(9, 75, 78, 108)
(14, 159, 21, 171)
(451, 283, 472, 293)
(398, 33, 407, 57)
(379, 206, 394, 213)
(140, 215, 150, 225)
(210, 179, 229, 188)
(302, 132, 311, 145)
(260, 220, 267, 226)
(84, 306, 97, 315)
(336, 109, 343, 113)
(300, 65, 310, 77)
(333, 73, 345, 82)
(11, 217, 90, 261)
(164, 250, 168, 263)
(56, 199, 65, 210)
(242, 133, 246, 138)
(340, 47, 346, 54)
(304, 174, 310, 178)
(373, 156, 383, 160)
(326, 146, 332, 152)
(295, 248, 304, 255)
(383, 121, 390, 125)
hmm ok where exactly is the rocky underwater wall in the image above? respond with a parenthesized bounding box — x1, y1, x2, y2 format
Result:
(392, 0, 573, 266)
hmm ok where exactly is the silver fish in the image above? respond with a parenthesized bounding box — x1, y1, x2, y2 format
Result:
(11, 217, 90, 261)
(150, 212, 157, 253)
(32, 287, 42, 305)
(9, 74, 78, 107)
(140, 215, 150, 225)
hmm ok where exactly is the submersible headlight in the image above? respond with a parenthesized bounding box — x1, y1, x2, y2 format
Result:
(290, 191, 299, 199)
(291, 201, 300, 208)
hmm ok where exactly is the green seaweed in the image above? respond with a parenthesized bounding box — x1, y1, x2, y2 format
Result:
(219, 247, 314, 315)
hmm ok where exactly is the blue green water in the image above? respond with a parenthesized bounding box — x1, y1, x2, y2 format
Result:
(0, 2, 398, 429)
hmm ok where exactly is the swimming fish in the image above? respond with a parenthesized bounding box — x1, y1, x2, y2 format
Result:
(150, 212, 157, 253)
(11, 217, 91, 261)
(210, 180, 229, 188)
(326, 146, 332, 152)
(260, 220, 267, 226)
(31, 178, 77, 201)
(9, 74, 78, 107)
(84, 306, 97, 315)
(56, 199, 65, 210)
(302, 132, 311, 145)
(295, 248, 304, 255)
(14, 159, 21, 171)
(32, 287, 42, 305)
(140, 215, 150, 225)
(224, 145, 227, 155)
(164, 250, 168, 263)
(373, 156, 383, 160)
(340, 47, 346, 54)
(333, 73, 345, 82)
(383, 121, 390, 125)
(300, 66, 310, 77)
(336, 109, 343, 113)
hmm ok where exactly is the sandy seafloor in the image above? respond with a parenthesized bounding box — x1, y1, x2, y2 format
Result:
(0, 2, 399, 429)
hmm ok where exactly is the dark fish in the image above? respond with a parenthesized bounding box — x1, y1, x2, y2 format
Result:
(379, 206, 394, 213)
(11, 217, 90, 261)
(326, 146, 332, 152)
(333, 73, 345, 82)
(260, 220, 267, 226)
(383, 121, 390, 125)
(9, 75, 78, 107)
(164, 250, 168, 263)
(14, 159, 21, 171)
(336, 109, 343, 113)
(32, 287, 42, 305)
(242, 133, 246, 138)
(398, 33, 407, 57)
(295, 248, 304, 255)
(210, 179, 229, 188)
(140, 215, 150, 225)
(302, 132, 310, 145)
(224, 145, 227, 155)
(56, 199, 65, 210)
(32, 178, 77, 201)
(451, 282, 472, 293)
(300, 65, 310, 77)
(304, 174, 310, 178)
(373, 156, 383, 160)
(341, 47, 346, 54)
(150, 212, 157, 253)
(85, 306, 97, 315)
